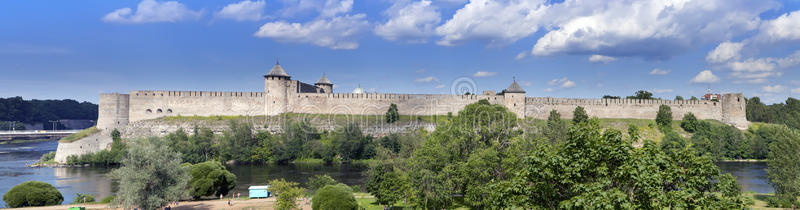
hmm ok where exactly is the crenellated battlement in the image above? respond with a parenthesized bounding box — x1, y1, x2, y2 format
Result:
(525, 97, 722, 106)
(131, 90, 265, 97)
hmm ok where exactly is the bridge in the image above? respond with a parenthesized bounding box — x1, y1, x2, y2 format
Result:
(0, 130, 79, 142)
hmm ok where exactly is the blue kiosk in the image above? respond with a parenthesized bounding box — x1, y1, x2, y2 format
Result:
(248, 185, 271, 198)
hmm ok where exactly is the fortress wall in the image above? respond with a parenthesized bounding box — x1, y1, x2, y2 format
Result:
(127, 90, 265, 122)
(97, 93, 129, 130)
(288, 93, 505, 116)
(524, 97, 723, 121)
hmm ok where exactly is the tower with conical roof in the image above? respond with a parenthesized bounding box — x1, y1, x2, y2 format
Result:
(315, 73, 333, 93)
(502, 78, 526, 118)
(264, 60, 291, 115)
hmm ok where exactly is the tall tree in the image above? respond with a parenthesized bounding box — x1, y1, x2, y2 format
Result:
(185, 160, 236, 199)
(269, 179, 305, 210)
(573, 106, 588, 124)
(656, 105, 673, 130)
(680, 112, 698, 133)
(109, 137, 189, 210)
(675, 96, 684, 100)
(766, 125, 800, 208)
(545, 110, 568, 145)
(627, 90, 654, 100)
(385, 103, 399, 124)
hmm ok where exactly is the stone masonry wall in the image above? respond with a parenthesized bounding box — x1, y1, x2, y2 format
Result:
(127, 91, 265, 123)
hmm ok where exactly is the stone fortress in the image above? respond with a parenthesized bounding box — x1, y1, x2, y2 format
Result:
(55, 61, 749, 163)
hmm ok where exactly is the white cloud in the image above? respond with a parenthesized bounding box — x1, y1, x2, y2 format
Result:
(649, 68, 670, 75)
(753, 10, 800, 44)
(588, 54, 616, 63)
(515, 51, 528, 60)
(215, 0, 266, 21)
(706, 41, 744, 63)
(762, 85, 786, 93)
(792, 88, 800, 94)
(472, 71, 497, 77)
(375, 0, 441, 43)
(253, 14, 369, 50)
(548, 77, 575, 88)
(435, 84, 446, 88)
(690, 70, 720, 84)
(320, 0, 353, 17)
(435, 0, 548, 46)
(652, 89, 674, 93)
(530, 0, 770, 58)
(415, 76, 439, 83)
(102, 0, 202, 24)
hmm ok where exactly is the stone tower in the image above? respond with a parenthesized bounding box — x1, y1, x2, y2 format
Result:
(721, 93, 749, 129)
(502, 79, 526, 118)
(315, 73, 333, 93)
(265, 61, 291, 116)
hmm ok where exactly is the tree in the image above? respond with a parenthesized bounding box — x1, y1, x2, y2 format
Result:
(219, 120, 256, 162)
(544, 110, 568, 145)
(109, 137, 189, 210)
(185, 160, 237, 199)
(573, 106, 588, 124)
(627, 90, 654, 100)
(680, 112, 699, 133)
(73, 193, 95, 204)
(332, 123, 374, 162)
(690, 96, 699, 100)
(385, 103, 399, 123)
(675, 96, 684, 100)
(366, 164, 409, 208)
(312, 184, 358, 210)
(656, 104, 672, 130)
(2, 181, 63, 208)
(269, 179, 306, 210)
(766, 125, 800, 208)
(487, 119, 749, 209)
(602, 95, 621, 99)
(660, 131, 686, 157)
(308, 174, 339, 192)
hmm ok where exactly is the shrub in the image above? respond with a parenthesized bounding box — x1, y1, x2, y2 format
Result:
(39, 151, 56, 163)
(680, 112, 698, 133)
(269, 179, 306, 210)
(312, 184, 357, 210)
(2, 181, 63, 208)
(656, 104, 672, 130)
(186, 160, 237, 199)
(307, 174, 339, 192)
(385, 103, 399, 123)
(100, 195, 116, 203)
(73, 193, 95, 204)
(572, 106, 588, 124)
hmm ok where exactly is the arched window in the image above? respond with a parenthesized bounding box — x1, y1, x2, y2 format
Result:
(157, 109, 163, 113)
(146, 109, 152, 113)
(167, 109, 173, 113)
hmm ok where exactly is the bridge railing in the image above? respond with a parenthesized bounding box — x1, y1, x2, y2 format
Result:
(0, 130, 82, 135)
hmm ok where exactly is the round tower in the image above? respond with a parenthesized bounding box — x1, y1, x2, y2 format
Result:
(502, 78, 526, 118)
(265, 61, 291, 116)
(721, 93, 749, 129)
(315, 73, 333, 93)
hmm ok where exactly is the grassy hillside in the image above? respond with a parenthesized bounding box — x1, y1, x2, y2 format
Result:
(59, 126, 100, 143)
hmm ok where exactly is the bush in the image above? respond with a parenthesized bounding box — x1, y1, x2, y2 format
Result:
(656, 105, 673, 130)
(312, 184, 358, 210)
(680, 112, 698, 133)
(572, 106, 588, 124)
(100, 195, 115, 203)
(73, 193, 95, 204)
(2, 181, 64, 208)
(307, 174, 339, 192)
(39, 151, 56, 163)
(270, 179, 306, 210)
(385, 103, 399, 123)
(186, 160, 237, 199)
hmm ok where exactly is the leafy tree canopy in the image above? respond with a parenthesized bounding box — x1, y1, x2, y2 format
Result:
(184, 160, 237, 199)
(2, 181, 63, 208)
(312, 184, 358, 210)
(109, 137, 189, 210)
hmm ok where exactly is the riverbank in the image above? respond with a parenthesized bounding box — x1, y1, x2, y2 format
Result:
(6, 197, 311, 210)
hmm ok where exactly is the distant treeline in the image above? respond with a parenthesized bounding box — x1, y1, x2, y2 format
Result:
(747, 97, 800, 130)
(0, 96, 98, 123)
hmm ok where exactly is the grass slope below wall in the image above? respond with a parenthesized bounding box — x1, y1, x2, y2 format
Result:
(161, 113, 450, 125)
(59, 126, 99, 143)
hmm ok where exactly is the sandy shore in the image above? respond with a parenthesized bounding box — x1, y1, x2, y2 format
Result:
(9, 197, 315, 210)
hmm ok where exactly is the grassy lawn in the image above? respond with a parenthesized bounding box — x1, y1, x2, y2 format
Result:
(356, 197, 414, 210)
(59, 126, 100, 143)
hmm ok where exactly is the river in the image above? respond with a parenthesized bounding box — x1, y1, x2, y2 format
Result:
(0, 140, 773, 207)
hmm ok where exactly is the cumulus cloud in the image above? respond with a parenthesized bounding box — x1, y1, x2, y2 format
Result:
(253, 14, 369, 50)
(320, 0, 353, 17)
(415, 76, 439, 83)
(649, 68, 670, 75)
(548, 77, 575, 88)
(652, 89, 673, 93)
(472, 71, 497, 77)
(706, 41, 744, 63)
(588, 55, 616, 63)
(762, 85, 786, 93)
(215, 0, 266, 21)
(752, 10, 800, 44)
(515, 51, 528, 60)
(435, 0, 548, 46)
(375, 0, 441, 43)
(102, 0, 202, 24)
(690, 70, 720, 84)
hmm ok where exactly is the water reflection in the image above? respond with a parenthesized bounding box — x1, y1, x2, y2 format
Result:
(715, 161, 773, 194)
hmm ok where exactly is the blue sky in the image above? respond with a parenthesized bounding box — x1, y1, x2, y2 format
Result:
(1, 0, 800, 104)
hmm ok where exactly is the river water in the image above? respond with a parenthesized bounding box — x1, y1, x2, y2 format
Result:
(0, 140, 773, 207)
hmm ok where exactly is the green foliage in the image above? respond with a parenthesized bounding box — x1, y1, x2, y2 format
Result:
(544, 110, 568, 145)
(747, 97, 800, 131)
(626, 90, 654, 100)
(218, 120, 257, 162)
(186, 160, 237, 199)
(332, 123, 375, 163)
(660, 130, 686, 157)
(675, 95, 684, 100)
(39, 151, 56, 163)
(655, 104, 672, 130)
(366, 164, 409, 208)
(572, 106, 588, 124)
(312, 184, 358, 210)
(487, 120, 749, 209)
(690, 96, 699, 100)
(308, 174, 339, 192)
(100, 195, 115, 203)
(407, 99, 523, 208)
(165, 127, 216, 164)
(269, 179, 306, 210)
(765, 125, 800, 208)
(272, 119, 320, 164)
(66, 131, 127, 166)
(60, 126, 100, 143)
(0, 121, 25, 130)
(680, 112, 699, 133)
(0, 96, 97, 125)
(385, 103, 399, 123)
(73, 193, 95, 204)
(109, 137, 190, 210)
(691, 121, 748, 160)
(602, 95, 620, 99)
(2, 181, 63, 208)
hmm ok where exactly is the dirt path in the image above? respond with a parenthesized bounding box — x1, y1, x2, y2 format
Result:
(10, 198, 315, 210)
